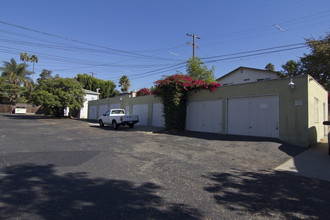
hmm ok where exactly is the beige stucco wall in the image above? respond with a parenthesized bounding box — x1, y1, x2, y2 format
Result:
(89, 95, 162, 126)
(307, 75, 328, 145)
(88, 75, 327, 147)
(188, 75, 309, 146)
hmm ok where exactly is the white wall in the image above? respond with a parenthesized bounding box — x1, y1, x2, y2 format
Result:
(80, 93, 99, 119)
(218, 68, 278, 86)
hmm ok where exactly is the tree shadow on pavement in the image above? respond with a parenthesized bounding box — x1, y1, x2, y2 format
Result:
(0, 164, 202, 220)
(1, 114, 54, 120)
(155, 129, 281, 143)
(203, 169, 330, 219)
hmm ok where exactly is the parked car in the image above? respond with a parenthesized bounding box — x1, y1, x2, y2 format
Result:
(98, 109, 139, 129)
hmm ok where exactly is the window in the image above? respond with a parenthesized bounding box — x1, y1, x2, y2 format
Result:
(314, 97, 319, 123)
(257, 78, 271, 82)
(111, 110, 125, 114)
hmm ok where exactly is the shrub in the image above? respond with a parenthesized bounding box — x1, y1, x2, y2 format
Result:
(136, 88, 151, 96)
(154, 74, 220, 130)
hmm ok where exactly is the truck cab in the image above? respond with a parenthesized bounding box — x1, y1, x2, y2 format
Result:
(98, 109, 139, 129)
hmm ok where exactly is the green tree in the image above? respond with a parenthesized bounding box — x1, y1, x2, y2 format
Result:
(38, 69, 53, 83)
(75, 73, 116, 98)
(265, 63, 275, 71)
(119, 75, 131, 92)
(281, 60, 299, 77)
(149, 85, 156, 94)
(186, 57, 215, 82)
(0, 76, 27, 104)
(30, 74, 85, 117)
(299, 33, 329, 90)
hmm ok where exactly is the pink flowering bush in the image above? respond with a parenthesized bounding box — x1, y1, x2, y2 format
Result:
(154, 74, 221, 130)
(136, 88, 151, 96)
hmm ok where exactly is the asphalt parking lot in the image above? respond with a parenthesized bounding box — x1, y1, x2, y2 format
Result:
(1, 114, 329, 219)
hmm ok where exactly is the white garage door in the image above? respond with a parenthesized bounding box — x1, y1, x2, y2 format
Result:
(186, 99, 222, 133)
(88, 105, 97, 120)
(227, 95, 279, 138)
(109, 103, 121, 110)
(125, 105, 130, 115)
(133, 104, 148, 126)
(152, 103, 165, 127)
(98, 105, 108, 118)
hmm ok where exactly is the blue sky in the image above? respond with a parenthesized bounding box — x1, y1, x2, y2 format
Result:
(0, 0, 329, 91)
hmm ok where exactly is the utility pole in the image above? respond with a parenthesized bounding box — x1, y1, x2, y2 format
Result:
(187, 33, 200, 59)
(89, 72, 97, 77)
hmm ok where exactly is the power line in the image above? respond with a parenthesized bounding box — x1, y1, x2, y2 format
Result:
(0, 45, 180, 69)
(0, 20, 183, 61)
(104, 61, 187, 82)
(203, 45, 307, 64)
(201, 42, 305, 60)
(103, 43, 310, 82)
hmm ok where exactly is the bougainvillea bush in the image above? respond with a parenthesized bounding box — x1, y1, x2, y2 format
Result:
(136, 88, 151, 96)
(154, 74, 221, 130)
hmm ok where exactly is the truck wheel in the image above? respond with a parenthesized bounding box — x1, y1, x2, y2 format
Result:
(99, 120, 104, 127)
(112, 120, 118, 129)
(129, 123, 134, 128)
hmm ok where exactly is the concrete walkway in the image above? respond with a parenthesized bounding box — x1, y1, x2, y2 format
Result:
(275, 142, 330, 182)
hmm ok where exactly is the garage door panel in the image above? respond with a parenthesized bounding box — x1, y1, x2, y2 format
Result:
(98, 105, 108, 118)
(227, 98, 250, 136)
(250, 96, 279, 138)
(109, 103, 120, 110)
(133, 104, 148, 126)
(88, 106, 97, 120)
(186, 100, 222, 133)
(152, 103, 165, 127)
(227, 95, 279, 138)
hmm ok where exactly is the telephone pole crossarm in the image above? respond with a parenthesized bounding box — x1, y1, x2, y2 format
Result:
(186, 33, 200, 59)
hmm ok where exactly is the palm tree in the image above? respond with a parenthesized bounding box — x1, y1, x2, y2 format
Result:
(30, 55, 38, 73)
(20, 52, 30, 64)
(1, 58, 33, 88)
(0, 58, 34, 102)
(119, 75, 130, 92)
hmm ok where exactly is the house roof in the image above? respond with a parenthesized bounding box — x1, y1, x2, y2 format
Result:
(83, 89, 100, 95)
(216, 66, 279, 81)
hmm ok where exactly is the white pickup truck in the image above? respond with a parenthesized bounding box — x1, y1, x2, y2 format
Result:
(98, 109, 139, 129)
